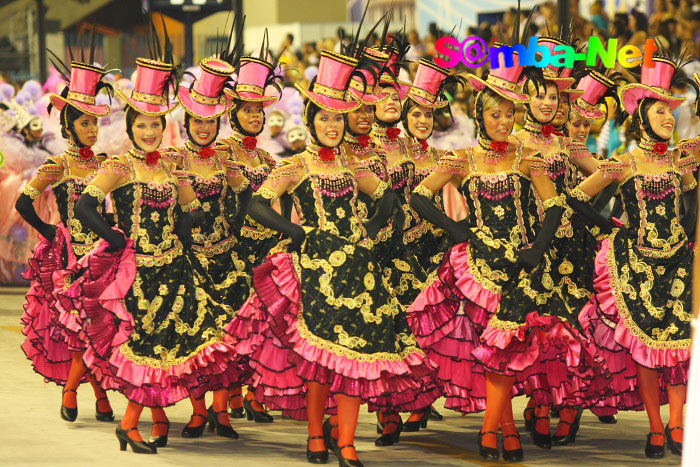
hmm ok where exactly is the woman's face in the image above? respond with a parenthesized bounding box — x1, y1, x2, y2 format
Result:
(313, 109, 345, 148)
(235, 101, 264, 134)
(131, 113, 163, 152)
(374, 86, 401, 123)
(568, 111, 591, 143)
(407, 104, 434, 140)
(645, 100, 675, 141)
(71, 113, 98, 147)
(529, 82, 559, 124)
(552, 94, 570, 128)
(483, 99, 515, 142)
(347, 104, 375, 135)
(189, 116, 218, 147)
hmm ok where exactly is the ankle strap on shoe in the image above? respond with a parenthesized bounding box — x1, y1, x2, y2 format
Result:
(63, 389, 77, 394)
(153, 420, 170, 426)
(308, 435, 325, 441)
(190, 413, 207, 420)
(338, 444, 355, 450)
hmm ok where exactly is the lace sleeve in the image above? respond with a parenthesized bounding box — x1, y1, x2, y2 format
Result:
(523, 154, 547, 177)
(436, 151, 468, 177)
(598, 159, 627, 180)
(266, 157, 302, 188)
(565, 138, 591, 159)
(99, 156, 131, 179)
(676, 153, 697, 176)
(36, 158, 64, 183)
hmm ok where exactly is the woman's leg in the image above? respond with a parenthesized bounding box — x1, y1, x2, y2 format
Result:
(121, 402, 145, 441)
(482, 372, 516, 449)
(306, 382, 330, 452)
(336, 394, 361, 461)
(636, 364, 665, 446)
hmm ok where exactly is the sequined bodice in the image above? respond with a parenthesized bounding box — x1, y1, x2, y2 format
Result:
(543, 152, 577, 194)
(388, 159, 416, 200)
(241, 163, 272, 191)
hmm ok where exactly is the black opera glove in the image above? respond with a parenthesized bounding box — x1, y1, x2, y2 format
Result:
(364, 183, 400, 239)
(410, 185, 468, 245)
(249, 188, 305, 251)
(15, 187, 57, 242)
(516, 197, 565, 272)
(567, 188, 615, 234)
(75, 187, 126, 252)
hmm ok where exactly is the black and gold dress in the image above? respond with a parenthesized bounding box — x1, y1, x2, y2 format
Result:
(230, 152, 439, 419)
(71, 154, 243, 407)
(579, 152, 695, 409)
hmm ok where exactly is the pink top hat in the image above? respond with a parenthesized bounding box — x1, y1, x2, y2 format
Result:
(178, 57, 234, 118)
(537, 37, 575, 91)
(467, 43, 529, 103)
(296, 50, 361, 114)
(224, 57, 278, 107)
(49, 62, 111, 117)
(116, 58, 178, 116)
(376, 46, 411, 99)
(407, 59, 450, 108)
(620, 57, 685, 114)
(571, 71, 615, 119)
(348, 48, 390, 105)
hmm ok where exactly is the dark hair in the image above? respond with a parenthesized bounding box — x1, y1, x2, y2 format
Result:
(125, 107, 166, 150)
(184, 113, 221, 147)
(629, 97, 666, 142)
(230, 99, 266, 137)
(60, 105, 86, 144)
(523, 78, 560, 124)
(400, 98, 442, 140)
(630, 10, 649, 31)
(346, 103, 375, 138)
(373, 83, 402, 128)
(475, 88, 515, 140)
(304, 100, 346, 147)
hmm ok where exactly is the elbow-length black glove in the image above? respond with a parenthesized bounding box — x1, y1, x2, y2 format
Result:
(516, 204, 564, 271)
(280, 193, 294, 221)
(410, 191, 468, 244)
(365, 188, 401, 239)
(248, 195, 305, 251)
(228, 184, 253, 232)
(15, 192, 57, 241)
(75, 193, 126, 251)
(567, 194, 615, 234)
(682, 188, 698, 239)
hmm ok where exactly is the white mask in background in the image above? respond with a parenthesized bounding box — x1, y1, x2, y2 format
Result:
(269, 114, 285, 128)
(287, 127, 306, 144)
(29, 118, 42, 132)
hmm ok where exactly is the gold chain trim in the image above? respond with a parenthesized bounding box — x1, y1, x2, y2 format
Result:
(542, 193, 566, 210)
(349, 79, 375, 94)
(181, 199, 201, 213)
(313, 82, 346, 99)
(257, 186, 279, 203)
(230, 176, 250, 194)
(131, 90, 166, 105)
(412, 183, 435, 199)
(682, 178, 697, 192)
(570, 186, 592, 202)
(369, 180, 388, 200)
(409, 86, 437, 103)
(22, 185, 41, 200)
(190, 88, 222, 106)
(486, 75, 520, 92)
(83, 184, 106, 203)
(67, 90, 97, 105)
(236, 83, 264, 95)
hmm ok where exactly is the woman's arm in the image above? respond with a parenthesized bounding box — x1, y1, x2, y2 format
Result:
(15, 158, 62, 241)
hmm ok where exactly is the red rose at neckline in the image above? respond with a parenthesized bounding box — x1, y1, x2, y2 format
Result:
(419, 139, 429, 151)
(318, 147, 335, 162)
(552, 130, 565, 137)
(198, 147, 216, 159)
(242, 136, 257, 151)
(653, 142, 668, 154)
(357, 134, 371, 148)
(79, 147, 95, 160)
(145, 151, 161, 165)
(386, 127, 401, 141)
(541, 124, 555, 138)
(490, 141, 508, 154)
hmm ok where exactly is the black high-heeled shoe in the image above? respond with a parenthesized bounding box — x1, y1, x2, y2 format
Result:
(306, 435, 328, 464)
(375, 417, 403, 446)
(207, 406, 239, 439)
(60, 388, 78, 422)
(645, 432, 665, 458)
(149, 420, 169, 448)
(404, 407, 430, 432)
(244, 395, 274, 423)
(323, 417, 337, 453)
(478, 431, 499, 460)
(181, 413, 208, 438)
(552, 407, 582, 446)
(597, 414, 617, 424)
(523, 406, 534, 432)
(530, 415, 552, 449)
(95, 397, 114, 422)
(502, 432, 524, 462)
(429, 405, 443, 421)
(116, 425, 157, 454)
(665, 425, 682, 456)
(228, 394, 245, 419)
(336, 444, 363, 467)
(375, 411, 384, 434)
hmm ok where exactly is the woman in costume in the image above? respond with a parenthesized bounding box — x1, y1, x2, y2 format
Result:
(573, 52, 697, 458)
(230, 49, 438, 467)
(17, 57, 114, 423)
(72, 48, 245, 453)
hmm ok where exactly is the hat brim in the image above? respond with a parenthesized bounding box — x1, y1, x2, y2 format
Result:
(467, 75, 528, 103)
(407, 93, 449, 109)
(619, 83, 685, 114)
(49, 94, 110, 117)
(348, 88, 389, 105)
(295, 83, 360, 113)
(562, 89, 585, 100)
(115, 89, 178, 117)
(571, 101, 606, 119)
(223, 88, 278, 107)
(177, 89, 234, 119)
(379, 78, 410, 100)
(545, 76, 575, 92)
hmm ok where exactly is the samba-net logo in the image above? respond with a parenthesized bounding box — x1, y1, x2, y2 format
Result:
(434, 36, 659, 69)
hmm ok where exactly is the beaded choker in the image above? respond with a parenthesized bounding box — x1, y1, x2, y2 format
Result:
(186, 141, 217, 164)
(231, 130, 258, 158)
(524, 114, 555, 145)
(639, 138, 671, 163)
(410, 138, 432, 161)
(345, 133, 374, 156)
(477, 136, 509, 165)
(372, 123, 401, 150)
(130, 148, 162, 170)
(65, 143, 97, 169)
(308, 142, 340, 164)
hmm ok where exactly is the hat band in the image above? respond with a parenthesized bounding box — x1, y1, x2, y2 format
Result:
(312, 82, 346, 100)
(576, 98, 600, 114)
(132, 90, 166, 105)
(486, 75, 520, 93)
(191, 88, 221, 106)
(349, 79, 375, 95)
(237, 83, 265, 95)
(67, 90, 96, 105)
(409, 86, 438, 103)
(646, 85, 672, 97)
